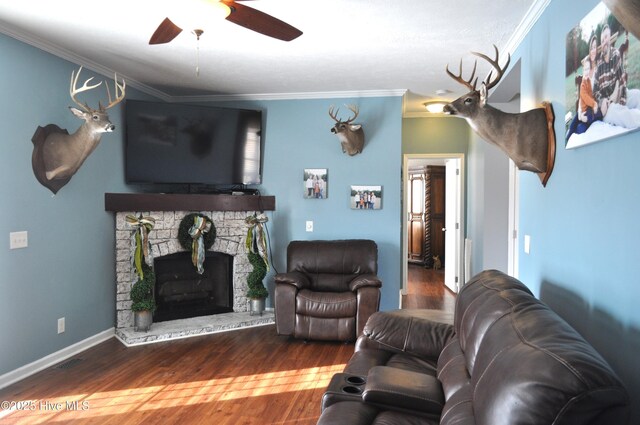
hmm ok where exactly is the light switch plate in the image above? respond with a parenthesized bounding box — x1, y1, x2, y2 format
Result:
(10, 231, 28, 249)
(305, 221, 313, 232)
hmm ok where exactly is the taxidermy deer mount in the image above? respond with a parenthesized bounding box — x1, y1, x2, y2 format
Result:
(31, 66, 126, 194)
(329, 105, 365, 156)
(602, 0, 640, 41)
(443, 45, 555, 186)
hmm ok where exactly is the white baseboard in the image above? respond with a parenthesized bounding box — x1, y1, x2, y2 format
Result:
(0, 328, 115, 390)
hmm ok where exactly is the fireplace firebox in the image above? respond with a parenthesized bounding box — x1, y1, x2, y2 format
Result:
(153, 251, 233, 322)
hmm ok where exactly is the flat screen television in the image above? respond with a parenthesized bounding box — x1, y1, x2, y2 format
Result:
(125, 100, 263, 187)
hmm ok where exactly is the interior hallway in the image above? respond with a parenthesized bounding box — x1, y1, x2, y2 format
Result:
(402, 263, 456, 311)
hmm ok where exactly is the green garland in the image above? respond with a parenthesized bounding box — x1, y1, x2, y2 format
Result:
(246, 251, 268, 299)
(178, 213, 216, 251)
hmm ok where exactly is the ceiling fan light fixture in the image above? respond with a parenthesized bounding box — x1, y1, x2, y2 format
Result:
(209, 1, 232, 19)
(172, 0, 231, 32)
(424, 101, 447, 114)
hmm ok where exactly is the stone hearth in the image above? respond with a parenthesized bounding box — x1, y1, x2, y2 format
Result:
(116, 311, 275, 346)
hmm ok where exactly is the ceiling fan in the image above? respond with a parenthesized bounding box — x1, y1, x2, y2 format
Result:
(149, 0, 303, 44)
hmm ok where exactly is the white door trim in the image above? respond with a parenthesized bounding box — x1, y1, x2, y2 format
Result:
(401, 153, 466, 306)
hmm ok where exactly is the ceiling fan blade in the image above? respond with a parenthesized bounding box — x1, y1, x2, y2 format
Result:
(149, 17, 183, 45)
(223, 1, 302, 41)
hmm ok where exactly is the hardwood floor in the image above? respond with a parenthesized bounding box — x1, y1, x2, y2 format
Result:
(0, 326, 352, 425)
(0, 268, 454, 424)
(402, 263, 456, 311)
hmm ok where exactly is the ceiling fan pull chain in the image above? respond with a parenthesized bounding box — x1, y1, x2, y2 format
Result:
(193, 29, 204, 77)
(196, 41, 200, 77)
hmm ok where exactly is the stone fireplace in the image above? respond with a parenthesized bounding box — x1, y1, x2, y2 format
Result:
(106, 192, 277, 344)
(115, 209, 258, 329)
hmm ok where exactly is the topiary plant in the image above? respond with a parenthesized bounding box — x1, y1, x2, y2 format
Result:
(246, 251, 268, 299)
(130, 263, 156, 312)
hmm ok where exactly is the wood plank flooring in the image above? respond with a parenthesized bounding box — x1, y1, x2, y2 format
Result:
(402, 263, 456, 311)
(0, 326, 352, 425)
(0, 266, 454, 424)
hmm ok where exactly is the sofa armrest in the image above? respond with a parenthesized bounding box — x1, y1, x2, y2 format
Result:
(355, 286, 381, 337)
(274, 271, 311, 290)
(274, 282, 297, 336)
(349, 274, 382, 291)
(363, 366, 444, 415)
(363, 310, 455, 359)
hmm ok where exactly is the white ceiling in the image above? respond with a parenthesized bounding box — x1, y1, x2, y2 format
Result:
(0, 0, 548, 116)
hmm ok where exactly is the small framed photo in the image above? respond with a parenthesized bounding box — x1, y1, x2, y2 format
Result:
(350, 185, 382, 210)
(304, 169, 328, 199)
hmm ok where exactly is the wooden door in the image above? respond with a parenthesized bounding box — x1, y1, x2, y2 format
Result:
(407, 173, 425, 263)
(428, 166, 446, 266)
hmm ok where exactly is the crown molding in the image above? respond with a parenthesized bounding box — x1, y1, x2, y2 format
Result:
(1, 22, 405, 103)
(503, 0, 551, 55)
(1, 0, 549, 107)
(403, 111, 457, 119)
(168, 89, 407, 103)
(0, 22, 172, 101)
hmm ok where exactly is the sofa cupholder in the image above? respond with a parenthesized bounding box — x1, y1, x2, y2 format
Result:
(345, 376, 366, 385)
(341, 385, 363, 395)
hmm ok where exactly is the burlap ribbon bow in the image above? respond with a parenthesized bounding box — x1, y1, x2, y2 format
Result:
(125, 214, 156, 279)
(245, 213, 270, 271)
(189, 215, 212, 274)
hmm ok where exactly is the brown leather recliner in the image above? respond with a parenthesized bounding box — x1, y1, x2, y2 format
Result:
(274, 240, 382, 342)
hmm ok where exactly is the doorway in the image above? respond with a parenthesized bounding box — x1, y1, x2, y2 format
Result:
(401, 154, 465, 307)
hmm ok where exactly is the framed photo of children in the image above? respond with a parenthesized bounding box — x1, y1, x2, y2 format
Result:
(565, 2, 640, 149)
(350, 185, 382, 210)
(304, 169, 328, 199)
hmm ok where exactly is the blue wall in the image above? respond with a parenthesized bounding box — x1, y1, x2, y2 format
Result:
(0, 30, 403, 378)
(0, 33, 149, 375)
(214, 97, 404, 312)
(515, 0, 640, 420)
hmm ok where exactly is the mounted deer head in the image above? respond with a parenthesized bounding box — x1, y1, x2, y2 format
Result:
(443, 45, 556, 186)
(329, 105, 365, 156)
(602, 0, 640, 41)
(32, 66, 126, 194)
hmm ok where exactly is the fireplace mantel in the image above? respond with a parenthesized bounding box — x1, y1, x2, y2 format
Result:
(104, 192, 275, 212)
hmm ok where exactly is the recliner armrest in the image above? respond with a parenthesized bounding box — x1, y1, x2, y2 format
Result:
(349, 274, 382, 291)
(363, 366, 444, 415)
(274, 271, 311, 290)
(363, 310, 455, 359)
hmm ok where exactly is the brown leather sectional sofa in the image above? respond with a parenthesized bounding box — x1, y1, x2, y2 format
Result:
(317, 269, 630, 425)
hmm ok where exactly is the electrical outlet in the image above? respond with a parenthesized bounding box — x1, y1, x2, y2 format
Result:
(57, 317, 65, 334)
(305, 221, 313, 232)
(9, 231, 28, 249)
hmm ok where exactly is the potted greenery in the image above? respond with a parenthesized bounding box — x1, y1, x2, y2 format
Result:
(245, 213, 270, 315)
(130, 263, 156, 332)
(246, 251, 268, 315)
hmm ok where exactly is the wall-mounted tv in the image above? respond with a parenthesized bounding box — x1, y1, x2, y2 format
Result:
(125, 100, 263, 187)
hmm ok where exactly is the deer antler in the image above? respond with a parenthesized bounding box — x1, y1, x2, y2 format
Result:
(70, 66, 126, 112)
(328, 105, 340, 122)
(70, 66, 102, 112)
(471, 44, 511, 91)
(445, 58, 478, 91)
(329, 105, 359, 123)
(102, 73, 126, 111)
(344, 105, 359, 123)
